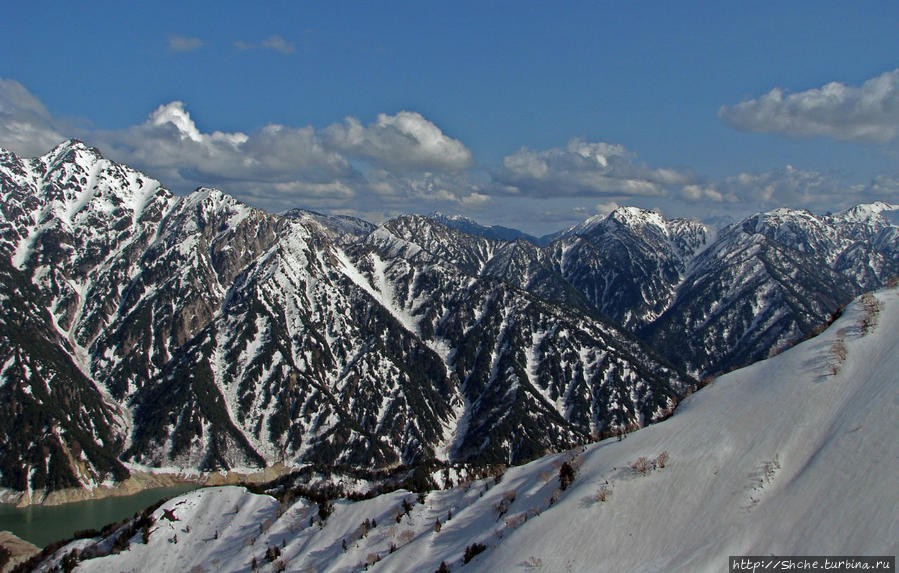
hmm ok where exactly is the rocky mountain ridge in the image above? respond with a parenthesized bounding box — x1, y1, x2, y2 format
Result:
(0, 142, 701, 500)
(1, 141, 896, 500)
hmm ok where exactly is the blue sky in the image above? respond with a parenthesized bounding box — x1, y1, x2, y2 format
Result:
(2, 1, 899, 234)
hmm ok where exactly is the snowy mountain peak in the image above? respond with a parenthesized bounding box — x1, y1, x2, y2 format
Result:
(282, 208, 376, 239)
(740, 207, 829, 243)
(43, 138, 97, 162)
(607, 205, 668, 229)
(835, 201, 899, 225)
(182, 186, 247, 213)
(564, 206, 680, 240)
(428, 211, 471, 223)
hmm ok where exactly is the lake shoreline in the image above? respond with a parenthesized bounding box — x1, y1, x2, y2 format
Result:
(0, 462, 294, 508)
(0, 530, 41, 570)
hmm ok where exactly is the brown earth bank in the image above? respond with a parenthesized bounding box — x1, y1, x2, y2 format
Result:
(0, 531, 40, 572)
(0, 463, 294, 507)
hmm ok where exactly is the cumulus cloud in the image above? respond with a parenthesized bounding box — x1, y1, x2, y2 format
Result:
(719, 69, 899, 143)
(94, 104, 481, 209)
(168, 35, 203, 53)
(680, 184, 727, 203)
(861, 173, 899, 197)
(677, 165, 899, 218)
(92, 101, 355, 205)
(100, 104, 487, 214)
(679, 165, 858, 213)
(8, 74, 897, 234)
(361, 169, 490, 207)
(0, 77, 489, 218)
(493, 138, 695, 198)
(323, 111, 474, 171)
(0, 78, 66, 157)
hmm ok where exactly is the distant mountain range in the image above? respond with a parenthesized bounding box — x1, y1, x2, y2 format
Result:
(1, 140, 896, 500)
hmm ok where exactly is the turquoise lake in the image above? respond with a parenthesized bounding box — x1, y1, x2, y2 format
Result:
(0, 485, 199, 548)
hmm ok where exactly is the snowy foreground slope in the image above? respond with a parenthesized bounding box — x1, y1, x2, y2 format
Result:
(34, 288, 899, 572)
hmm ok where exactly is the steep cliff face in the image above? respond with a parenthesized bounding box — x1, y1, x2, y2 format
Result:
(0, 143, 698, 498)
(2, 141, 895, 498)
(643, 206, 896, 375)
(0, 258, 129, 496)
(432, 204, 898, 377)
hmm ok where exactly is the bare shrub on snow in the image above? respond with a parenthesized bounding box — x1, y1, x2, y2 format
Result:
(592, 482, 613, 503)
(629, 452, 671, 475)
(495, 489, 517, 517)
(504, 512, 528, 529)
(629, 456, 652, 475)
(396, 529, 415, 545)
(858, 293, 884, 334)
(761, 455, 781, 485)
(828, 335, 848, 375)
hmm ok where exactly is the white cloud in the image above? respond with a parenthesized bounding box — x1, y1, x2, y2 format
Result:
(168, 35, 203, 53)
(359, 169, 491, 209)
(93, 102, 354, 197)
(0, 78, 65, 157)
(6, 75, 897, 234)
(0, 80, 486, 218)
(261, 35, 295, 55)
(323, 111, 474, 171)
(107, 104, 481, 214)
(678, 166, 899, 217)
(233, 35, 295, 55)
(719, 69, 899, 143)
(594, 201, 621, 215)
(861, 173, 899, 196)
(493, 138, 695, 198)
(680, 184, 727, 203)
(679, 166, 855, 212)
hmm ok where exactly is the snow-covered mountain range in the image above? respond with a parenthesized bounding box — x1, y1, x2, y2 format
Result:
(0, 141, 896, 502)
(23, 286, 899, 572)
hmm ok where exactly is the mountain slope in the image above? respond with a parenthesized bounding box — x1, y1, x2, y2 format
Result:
(31, 287, 898, 572)
(405, 204, 899, 376)
(0, 143, 698, 498)
(427, 212, 538, 244)
(2, 140, 895, 501)
(344, 216, 697, 460)
(643, 207, 895, 375)
(0, 259, 129, 500)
